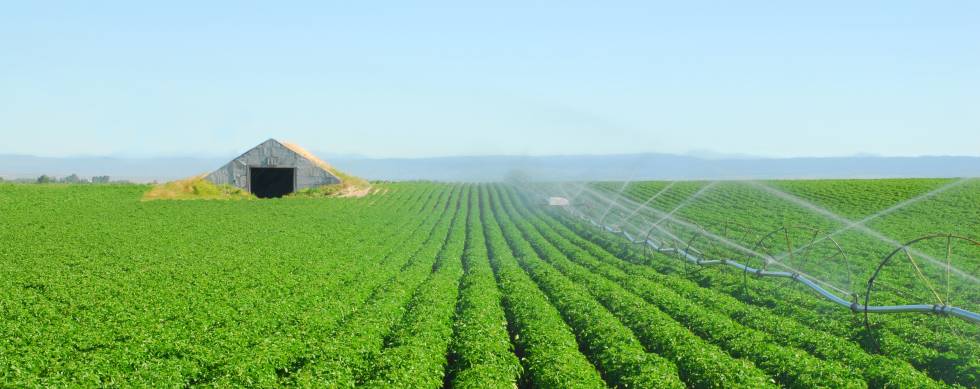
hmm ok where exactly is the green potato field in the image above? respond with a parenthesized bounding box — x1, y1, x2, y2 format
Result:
(0, 179, 977, 387)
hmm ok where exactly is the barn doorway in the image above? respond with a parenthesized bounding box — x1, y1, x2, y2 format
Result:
(249, 167, 295, 198)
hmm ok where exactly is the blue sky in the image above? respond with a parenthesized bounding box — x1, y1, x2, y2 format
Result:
(1, 2, 978, 158)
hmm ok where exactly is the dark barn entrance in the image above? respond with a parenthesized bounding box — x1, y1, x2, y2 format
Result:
(249, 167, 295, 198)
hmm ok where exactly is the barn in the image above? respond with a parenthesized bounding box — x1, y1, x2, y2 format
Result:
(205, 139, 341, 198)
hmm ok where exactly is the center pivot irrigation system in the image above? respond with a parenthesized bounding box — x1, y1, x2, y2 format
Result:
(518, 180, 980, 326)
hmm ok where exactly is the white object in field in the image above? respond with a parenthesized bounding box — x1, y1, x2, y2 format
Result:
(548, 197, 570, 206)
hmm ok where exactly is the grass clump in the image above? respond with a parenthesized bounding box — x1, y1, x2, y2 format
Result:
(291, 184, 347, 197)
(142, 176, 253, 201)
(289, 180, 373, 198)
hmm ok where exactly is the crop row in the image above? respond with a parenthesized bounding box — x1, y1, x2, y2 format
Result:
(489, 186, 686, 388)
(502, 186, 876, 387)
(611, 180, 978, 324)
(493, 186, 777, 388)
(288, 185, 465, 385)
(359, 185, 471, 387)
(0, 183, 443, 385)
(444, 188, 522, 388)
(211, 183, 446, 384)
(519, 188, 946, 388)
(550, 185, 976, 387)
(3, 180, 975, 387)
(596, 182, 979, 361)
(479, 186, 607, 388)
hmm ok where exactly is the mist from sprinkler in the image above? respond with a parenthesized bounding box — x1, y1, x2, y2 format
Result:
(560, 181, 855, 295)
(617, 181, 676, 228)
(747, 180, 978, 284)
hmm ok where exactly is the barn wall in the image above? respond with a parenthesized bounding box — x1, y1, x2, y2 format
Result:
(205, 139, 340, 191)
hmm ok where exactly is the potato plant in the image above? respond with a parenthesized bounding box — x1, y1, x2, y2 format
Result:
(0, 179, 976, 388)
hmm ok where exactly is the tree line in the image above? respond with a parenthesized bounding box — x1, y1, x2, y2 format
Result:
(0, 174, 123, 184)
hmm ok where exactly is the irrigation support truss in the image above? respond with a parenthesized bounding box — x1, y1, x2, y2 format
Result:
(545, 193, 980, 325)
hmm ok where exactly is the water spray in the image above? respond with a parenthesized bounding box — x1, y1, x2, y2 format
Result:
(517, 179, 980, 325)
(617, 181, 676, 228)
(557, 182, 852, 292)
(747, 180, 978, 284)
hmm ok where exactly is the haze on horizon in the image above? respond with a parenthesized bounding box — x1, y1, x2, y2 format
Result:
(1, 2, 978, 159)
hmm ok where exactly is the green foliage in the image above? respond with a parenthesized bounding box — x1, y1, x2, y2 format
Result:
(490, 186, 685, 388)
(569, 179, 979, 387)
(290, 186, 462, 386)
(445, 189, 522, 388)
(499, 189, 776, 388)
(480, 185, 607, 388)
(0, 179, 976, 388)
(360, 186, 469, 387)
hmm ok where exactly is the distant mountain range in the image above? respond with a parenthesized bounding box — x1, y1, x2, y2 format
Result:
(1, 153, 978, 182)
